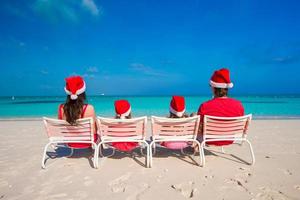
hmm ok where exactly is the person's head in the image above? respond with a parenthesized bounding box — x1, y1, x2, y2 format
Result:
(209, 68, 233, 98)
(114, 99, 132, 119)
(169, 96, 187, 118)
(63, 76, 87, 124)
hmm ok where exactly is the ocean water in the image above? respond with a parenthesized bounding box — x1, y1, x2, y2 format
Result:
(0, 95, 300, 118)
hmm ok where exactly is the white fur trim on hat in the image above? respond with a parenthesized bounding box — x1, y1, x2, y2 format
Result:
(118, 107, 131, 119)
(169, 106, 185, 117)
(64, 87, 72, 95)
(75, 81, 86, 95)
(64, 81, 86, 100)
(210, 80, 233, 88)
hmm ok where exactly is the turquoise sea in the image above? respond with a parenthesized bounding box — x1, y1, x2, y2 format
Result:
(0, 95, 300, 119)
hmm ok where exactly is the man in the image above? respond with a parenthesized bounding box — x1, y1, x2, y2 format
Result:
(197, 68, 244, 145)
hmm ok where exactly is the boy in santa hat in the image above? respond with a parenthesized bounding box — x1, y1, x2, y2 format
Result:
(111, 100, 138, 151)
(197, 68, 244, 146)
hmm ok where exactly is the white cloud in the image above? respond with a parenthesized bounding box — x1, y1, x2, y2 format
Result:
(103, 75, 110, 80)
(272, 56, 295, 63)
(40, 70, 49, 75)
(2, 3, 30, 19)
(69, 72, 80, 76)
(32, 0, 78, 22)
(82, 0, 100, 16)
(83, 73, 95, 79)
(86, 66, 98, 73)
(69, 72, 95, 79)
(40, 84, 53, 89)
(31, 0, 102, 22)
(130, 63, 168, 77)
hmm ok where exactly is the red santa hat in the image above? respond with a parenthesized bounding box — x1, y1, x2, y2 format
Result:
(64, 76, 86, 100)
(115, 100, 131, 119)
(209, 68, 234, 89)
(170, 96, 186, 117)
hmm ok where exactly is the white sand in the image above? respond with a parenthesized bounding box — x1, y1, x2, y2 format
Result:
(0, 119, 300, 200)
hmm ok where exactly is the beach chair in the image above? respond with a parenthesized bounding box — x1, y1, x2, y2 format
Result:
(41, 117, 98, 169)
(200, 114, 255, 166)
(96, 116, 149, 168)
(149, 116, 201, 168)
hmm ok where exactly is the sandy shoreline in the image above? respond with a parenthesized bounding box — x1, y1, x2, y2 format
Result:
(0, 119, 300, 199)
(1, 115, 300, 121)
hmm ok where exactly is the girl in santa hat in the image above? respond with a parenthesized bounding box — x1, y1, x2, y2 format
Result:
(110, 99, 139, 152)
(161, 96, 191, 150)
(58, 76, 98, 148)
(168, 96, 189, 118)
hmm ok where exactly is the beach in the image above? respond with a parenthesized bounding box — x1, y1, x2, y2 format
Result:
(1, 0, 300, 198)
(0, 119, 300, 200)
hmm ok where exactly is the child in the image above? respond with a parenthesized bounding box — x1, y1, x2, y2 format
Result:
(110, 100, 138, 151)
(161, 96, 190, 149)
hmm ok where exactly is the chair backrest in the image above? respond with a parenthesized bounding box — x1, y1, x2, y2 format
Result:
(43, 117, 94, 142)
(151, 116, 200, 140)
(203, 114, 252, 139)
(97, 116, 147, 140)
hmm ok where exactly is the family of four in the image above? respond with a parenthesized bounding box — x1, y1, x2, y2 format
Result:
(58, 68, 244, 151)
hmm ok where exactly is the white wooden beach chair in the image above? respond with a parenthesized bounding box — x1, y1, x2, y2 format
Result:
(41, 117, 98, 169)
(96, 116, 149, 168)
(200, 114, 255, 166)
(149, 116, 201, 168)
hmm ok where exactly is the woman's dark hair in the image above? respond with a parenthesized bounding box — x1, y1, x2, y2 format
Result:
(213, 88, 228, 97)
(63, 93, 86, 125)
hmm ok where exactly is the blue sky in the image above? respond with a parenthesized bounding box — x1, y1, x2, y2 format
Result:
(0, 0, 300, 96)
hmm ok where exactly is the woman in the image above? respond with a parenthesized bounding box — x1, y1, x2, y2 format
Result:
(58, 76, 98, 148)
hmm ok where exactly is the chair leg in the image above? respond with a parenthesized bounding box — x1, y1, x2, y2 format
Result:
(141, 141, 149, 168)
(149, 141, 155, 168)
(92, 143, 98, 169)
(98, 144, 104, 157)
(66, 148, 74, 157)
(96, 142, 118, 168)
(147, 143, 150, 168)
(200, 142, 206, 167)
(51, 144, 58, 150)
(192, 140, 203, 167)
(41, 143, 52, 169)
(238, 140, 244, 146)
(99, 143, 115, 158)
(149, 143, 152, 168)
(221, 146, 225, 153)
(102, 143, 116, 158)
(106, 148, 115, 158)
(140, 143, 146, 156)
(245, 139, 255, 165)
(152, 142, 156, 155)
(180, 147, 191, 156)
(180, 148, 185, 155)
(95, 142, 103, 168)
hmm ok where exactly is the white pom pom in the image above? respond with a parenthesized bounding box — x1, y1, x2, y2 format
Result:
(70, 94, 78, 100)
